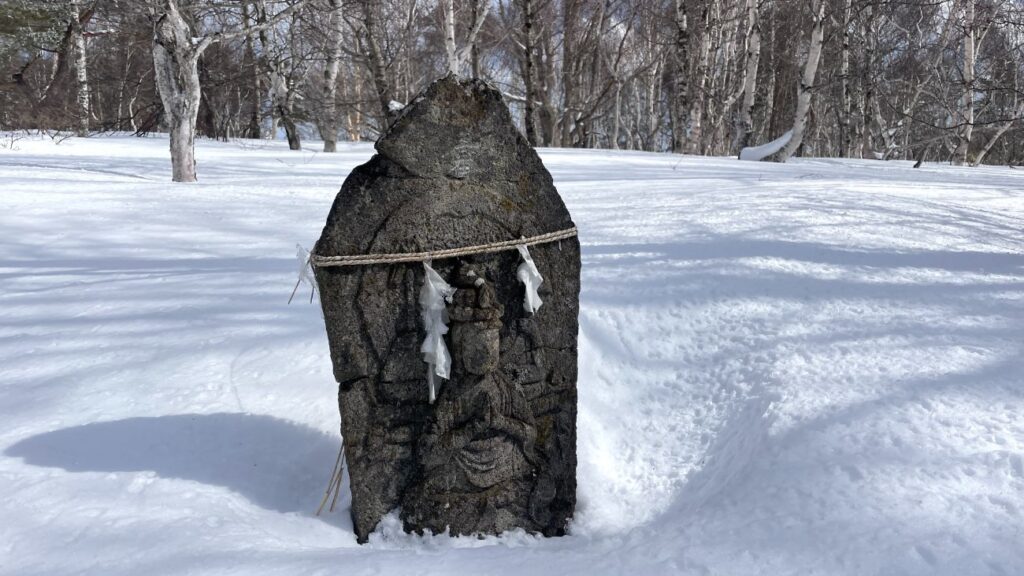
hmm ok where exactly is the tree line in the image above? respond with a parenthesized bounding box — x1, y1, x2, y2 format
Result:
(2, 0, 1023, 181)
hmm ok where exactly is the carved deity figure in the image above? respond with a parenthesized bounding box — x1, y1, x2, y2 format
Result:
(402, 265, 539, 535)
(314, 75, 579, 542)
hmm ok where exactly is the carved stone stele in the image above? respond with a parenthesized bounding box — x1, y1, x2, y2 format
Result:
(313, 75, 580, 543)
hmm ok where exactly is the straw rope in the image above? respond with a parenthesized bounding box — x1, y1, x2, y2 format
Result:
(310, 226, 577, 267)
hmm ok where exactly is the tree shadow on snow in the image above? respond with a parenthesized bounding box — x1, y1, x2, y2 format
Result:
(5, 413, 348, 523)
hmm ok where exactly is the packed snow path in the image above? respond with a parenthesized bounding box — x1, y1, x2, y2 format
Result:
(2, 136, 1022, 575)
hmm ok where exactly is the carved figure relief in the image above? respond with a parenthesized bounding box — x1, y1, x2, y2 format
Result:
(313, 75, 579, 542)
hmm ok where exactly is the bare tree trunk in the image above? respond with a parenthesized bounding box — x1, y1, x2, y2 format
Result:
(151, 0, 310, 181)
(537, 32, 558, 146)
(348, 70, 362, 140)
(687, 2, 712, 154)
(256, 5, 300, 150)
(953, 0, 976, 165)
(611, 79, 622, 149)
(444, 0, 489, 76)
(70, 0, 90, 136)
(644, 56, 661, 151)
(521, 0, 538, 146)
(152, 1, 201, 182)
(115, 45, 134, 131)
(560, 0, 577, 147)
(359, 0, 394, 129)
(735, 0, 760, 154)
(241, 1, 262, 139)
(762, 7, 776, 141)
(670, 0, 689, 152)
(321, 0, 344, 152)
(838, 0, 852, 157)
(272, 72, 301, 150)
(859, 2, 875, 158)
(444, 0, 458, 74)
(781, 0, 826, 161)
(470, 0, 482, 78)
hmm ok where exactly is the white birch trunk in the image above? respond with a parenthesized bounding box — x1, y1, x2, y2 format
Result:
(838, 0, 852, 157)
(442, 0, 488, 76)
(152, 1, 201, 182)
(780, 0, 826, 161)
(762, 11, 776, 142)
(670, 0, 689, 152)
(953, 0, 976, 165)
(321, 0, 344, 152)
(735, 0, 760, 155)
(444, 0, 458, 74)
(522, 0, 537, 146)
(611, 79, 622, 149)
(358, 0, 393, 128)
(859, 3, 875, 157)
(687, 3, 712, 154)
(151, 0, 310, 181)
(70, 0, 90, 136)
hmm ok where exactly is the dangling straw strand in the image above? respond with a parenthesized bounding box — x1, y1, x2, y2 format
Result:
(316, 442, 346, 516)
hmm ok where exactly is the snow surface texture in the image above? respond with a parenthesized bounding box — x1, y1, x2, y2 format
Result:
(2, 135, 1023, 575)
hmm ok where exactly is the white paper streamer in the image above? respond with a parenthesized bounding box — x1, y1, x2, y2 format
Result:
(288, 244, 316, 305)
(419, 261, 456, 403)
(516, 244, 544, 314)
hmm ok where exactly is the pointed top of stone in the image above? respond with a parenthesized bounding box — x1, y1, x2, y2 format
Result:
(376, 72, 532, 179)
(376, 74, 524, 180)
(316, 74, 573, 260)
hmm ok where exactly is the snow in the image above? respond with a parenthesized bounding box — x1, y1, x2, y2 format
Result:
(740, 129, 792, 161)
(2, 135, 1023, 575)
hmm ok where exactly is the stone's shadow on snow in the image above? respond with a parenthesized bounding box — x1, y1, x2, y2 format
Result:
(5, 413, 348, 521)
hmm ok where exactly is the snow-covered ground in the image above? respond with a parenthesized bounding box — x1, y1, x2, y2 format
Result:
(2, 135, 1023, 575)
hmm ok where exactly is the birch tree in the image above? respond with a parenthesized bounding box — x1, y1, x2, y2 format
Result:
(670, 0, 689, 152)
(149, 0, 309, 182)
(520, 0, 538, 146)
(355, 0, 395, 130)
(319, 0, 344, 152)
(735, 0, 761, 154)
(69, 0, 90, 136)
(442, 0, 489, 76)
(780, 0, 826, 161)
(5, 0, 1024, 166)
(952, 0, 976, 165)
(686, 1, 712, 154)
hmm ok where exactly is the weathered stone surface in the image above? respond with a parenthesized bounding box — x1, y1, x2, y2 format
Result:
(313, 75, 579, 543)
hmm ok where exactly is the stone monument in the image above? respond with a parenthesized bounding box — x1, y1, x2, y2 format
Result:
(312, 74, 580, 542)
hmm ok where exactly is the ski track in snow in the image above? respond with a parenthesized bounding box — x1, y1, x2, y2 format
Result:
(1, 136, 1023, 575)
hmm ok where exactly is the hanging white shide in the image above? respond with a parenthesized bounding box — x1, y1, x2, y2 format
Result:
(517, 244, 544, 314)
(419, 261, 457, 403)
